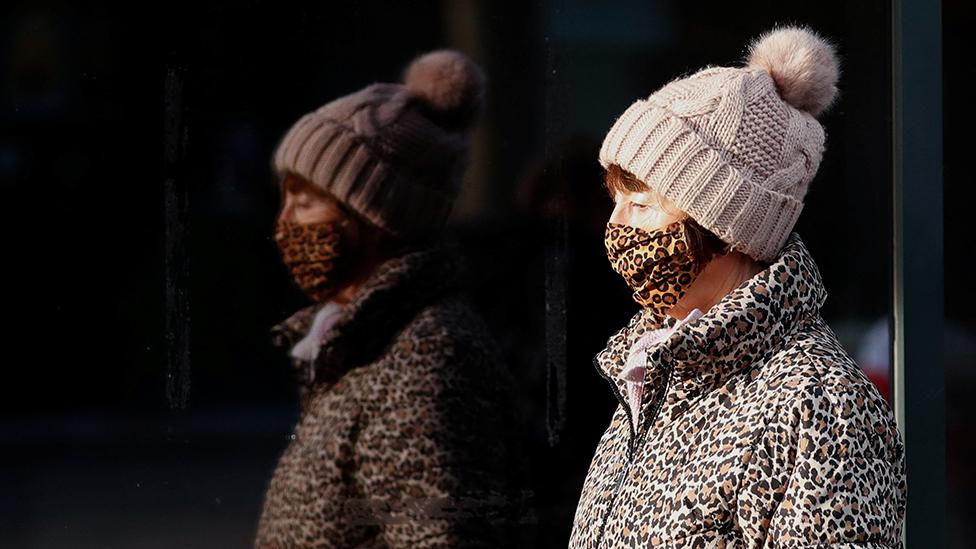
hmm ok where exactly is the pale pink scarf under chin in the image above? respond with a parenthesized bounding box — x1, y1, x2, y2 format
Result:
(290, 301, 345, 362)
(616, 308, 704, 429)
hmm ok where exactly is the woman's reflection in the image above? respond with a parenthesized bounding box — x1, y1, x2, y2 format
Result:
(255, 50, 517, 548)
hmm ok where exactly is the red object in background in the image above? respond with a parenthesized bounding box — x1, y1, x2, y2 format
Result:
(856, 317, 892, 404)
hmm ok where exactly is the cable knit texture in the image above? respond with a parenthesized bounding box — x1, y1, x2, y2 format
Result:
(273, 50, 485, 241)
(599, 26, 839, 261)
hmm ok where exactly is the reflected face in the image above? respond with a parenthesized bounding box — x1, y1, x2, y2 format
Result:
(277, 173, 345, 226)
(608, 189, 684, 232)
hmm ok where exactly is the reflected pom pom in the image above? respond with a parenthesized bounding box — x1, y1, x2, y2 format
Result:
(403, 49, 485, 127)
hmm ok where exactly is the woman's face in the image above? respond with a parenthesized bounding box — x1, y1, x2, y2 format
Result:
(608, 189, 684, 232)
(277, 173, 345, 225)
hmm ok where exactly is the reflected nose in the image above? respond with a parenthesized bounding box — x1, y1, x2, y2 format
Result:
(277, 201, 294, 224)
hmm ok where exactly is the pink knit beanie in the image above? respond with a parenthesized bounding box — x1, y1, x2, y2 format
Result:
(600, 26, 841, 261)
(273, 50, 485, 241)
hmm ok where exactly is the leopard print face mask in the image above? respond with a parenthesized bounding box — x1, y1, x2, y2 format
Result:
(274, 220, 344, 302)
(605, 220, 707, 319)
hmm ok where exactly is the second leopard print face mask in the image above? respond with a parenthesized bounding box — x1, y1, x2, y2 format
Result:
(604, 220, 707, 320)
(274, 220, 344, 302)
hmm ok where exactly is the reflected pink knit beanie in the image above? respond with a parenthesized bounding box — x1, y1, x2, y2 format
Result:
(600, 26, 841, 261)
(273, 50, 485, 241)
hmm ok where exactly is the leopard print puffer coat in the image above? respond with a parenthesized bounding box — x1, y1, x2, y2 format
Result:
(255, 247, 518, 548)
(570, 233, 906, 548)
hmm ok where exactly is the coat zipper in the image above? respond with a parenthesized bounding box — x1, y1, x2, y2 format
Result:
(591, 354, 674, 547)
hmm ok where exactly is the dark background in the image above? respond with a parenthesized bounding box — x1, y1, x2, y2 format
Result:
(0, 0, 969, 547)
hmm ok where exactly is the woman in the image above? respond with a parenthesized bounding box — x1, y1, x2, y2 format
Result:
(570, 27, 907, 547)
(255, 50, 517, 548)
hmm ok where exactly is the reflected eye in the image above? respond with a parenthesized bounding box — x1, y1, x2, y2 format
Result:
(294, 193, 313, 208)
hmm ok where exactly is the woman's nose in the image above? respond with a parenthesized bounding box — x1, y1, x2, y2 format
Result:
(609, 201, 627, 225)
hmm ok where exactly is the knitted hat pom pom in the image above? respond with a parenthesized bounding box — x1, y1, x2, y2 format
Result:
(403, 50, 486, 127)
(746, 26, 840, 117)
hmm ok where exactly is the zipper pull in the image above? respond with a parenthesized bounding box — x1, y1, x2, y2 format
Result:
(615, 459, 631, 491)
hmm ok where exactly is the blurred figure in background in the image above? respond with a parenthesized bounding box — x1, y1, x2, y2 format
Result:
(255, 50, 518, 548)
(459, 135, 628, 541)
(570, 27, 906, 546)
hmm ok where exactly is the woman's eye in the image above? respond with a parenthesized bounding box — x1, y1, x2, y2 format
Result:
(630, 201, 651, 210)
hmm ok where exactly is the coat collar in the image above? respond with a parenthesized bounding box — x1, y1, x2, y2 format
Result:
(271, 245, 466, 385)
(596, 232, 827, 404)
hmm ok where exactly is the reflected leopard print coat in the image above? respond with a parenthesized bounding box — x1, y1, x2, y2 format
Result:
(255, 247, 517, 549)
(570, 233, 906, 548)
